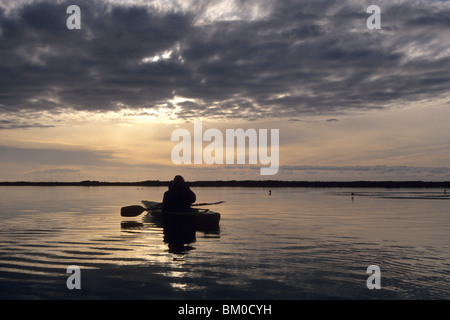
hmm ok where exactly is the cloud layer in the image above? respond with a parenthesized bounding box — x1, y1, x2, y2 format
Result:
(1, 0, 449, 122)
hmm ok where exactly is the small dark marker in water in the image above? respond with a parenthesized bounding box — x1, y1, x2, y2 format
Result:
(269, 190, 272, 195)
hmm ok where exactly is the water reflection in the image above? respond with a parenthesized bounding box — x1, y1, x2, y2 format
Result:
(2, 186, 449, 299)
(120, 221, 144, 229)
(162, 219, 197, 254)
(121, 213, 220, 255)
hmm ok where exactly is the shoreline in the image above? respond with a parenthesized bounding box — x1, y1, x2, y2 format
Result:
(1, 180, 450, 188)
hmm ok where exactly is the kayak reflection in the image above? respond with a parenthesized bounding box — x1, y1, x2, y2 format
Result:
(156, 215, 196, 254)
(145, 213, 220, 254)
(121, 213, 220, 255)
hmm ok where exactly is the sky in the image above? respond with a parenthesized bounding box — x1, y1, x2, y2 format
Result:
(0, 0, 449, 182)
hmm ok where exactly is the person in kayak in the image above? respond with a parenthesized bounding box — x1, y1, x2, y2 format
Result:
(162, 175, 196, 212)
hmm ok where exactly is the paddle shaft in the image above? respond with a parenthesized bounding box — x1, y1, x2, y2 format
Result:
(144, 201, 224, 209)
(120, 201, 224, 217)
(192, 201, 224, 206)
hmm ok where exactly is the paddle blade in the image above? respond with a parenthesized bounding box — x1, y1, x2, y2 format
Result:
(121, 205, 146, 217)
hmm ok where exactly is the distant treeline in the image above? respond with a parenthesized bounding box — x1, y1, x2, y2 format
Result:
(1, 180, 450, 188)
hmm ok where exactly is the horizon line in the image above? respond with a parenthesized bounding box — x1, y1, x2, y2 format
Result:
(1, 180, 450, 188)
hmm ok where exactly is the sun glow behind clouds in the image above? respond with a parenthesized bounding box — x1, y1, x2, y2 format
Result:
(1, 93, 204, 135)
(140, 42, 184, 65)
(107, 0, 273, 24)
(141, 49, 173, 64)
(2, 98, 450, 181)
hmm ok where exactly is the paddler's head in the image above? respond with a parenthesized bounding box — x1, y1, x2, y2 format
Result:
(173, 175, 185, 185)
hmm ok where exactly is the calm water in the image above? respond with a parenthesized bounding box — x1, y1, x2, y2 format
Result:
(0, 186, 449, 300)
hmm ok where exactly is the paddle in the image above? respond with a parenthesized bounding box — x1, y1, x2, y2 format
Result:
(120, 201, 224, 217)
(192, 201, 224, 206)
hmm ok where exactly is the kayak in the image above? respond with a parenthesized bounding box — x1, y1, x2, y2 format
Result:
(142, 200, 221, 227)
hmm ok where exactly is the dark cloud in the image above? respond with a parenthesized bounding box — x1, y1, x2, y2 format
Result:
(0, 119, 54, 129)
(0, 144, 120, 166)
(0, 0, 449, 120)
